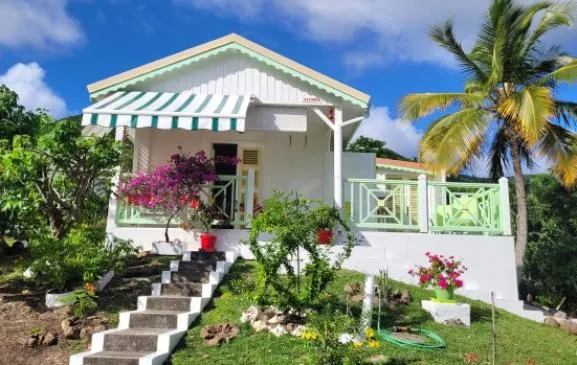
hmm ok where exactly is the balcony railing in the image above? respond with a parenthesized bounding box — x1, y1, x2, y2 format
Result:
(115, 171, 255, 227)
(346, 176, 511, 235)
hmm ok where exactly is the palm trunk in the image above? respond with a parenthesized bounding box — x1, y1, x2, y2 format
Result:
(510, 140, 528, 281)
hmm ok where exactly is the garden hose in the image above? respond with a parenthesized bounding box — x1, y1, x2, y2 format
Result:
(375, 293, 446, 350)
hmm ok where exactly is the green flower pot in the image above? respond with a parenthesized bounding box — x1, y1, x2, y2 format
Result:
(434, 287, 455, 301)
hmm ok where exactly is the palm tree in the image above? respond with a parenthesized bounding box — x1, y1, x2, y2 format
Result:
(400, 0, 577, 279)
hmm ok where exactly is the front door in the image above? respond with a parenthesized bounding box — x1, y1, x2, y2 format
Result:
(212, 144, 238, 226)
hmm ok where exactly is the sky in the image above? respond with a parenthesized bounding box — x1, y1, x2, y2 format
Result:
(1, 0, 577, 175)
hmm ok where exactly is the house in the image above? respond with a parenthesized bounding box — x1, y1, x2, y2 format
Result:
(81, 34, 536, 320)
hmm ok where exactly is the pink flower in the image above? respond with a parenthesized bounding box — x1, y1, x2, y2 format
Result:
(437, 276, 448, 289)
(454, 279, 464, 288)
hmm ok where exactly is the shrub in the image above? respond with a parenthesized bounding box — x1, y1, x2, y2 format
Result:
(30, 224, 135, 291)
(61, 289, 98, 319)
(246, 191, 355, 311)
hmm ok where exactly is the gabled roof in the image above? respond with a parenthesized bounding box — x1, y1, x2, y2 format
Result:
(376, 158, 434, 174)
(87, 33, 370, 108)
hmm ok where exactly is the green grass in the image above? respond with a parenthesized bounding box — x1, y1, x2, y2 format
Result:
(168, 260, 577, 365)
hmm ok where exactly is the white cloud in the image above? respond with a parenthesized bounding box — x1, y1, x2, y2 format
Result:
(0, 63, 68, 117)
(0, 0, 83, 49)
(353, 106, 422, 159)
(177, 0, 576, 68)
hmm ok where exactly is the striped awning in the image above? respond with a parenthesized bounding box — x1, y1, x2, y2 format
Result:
(82, 91, 251, 132)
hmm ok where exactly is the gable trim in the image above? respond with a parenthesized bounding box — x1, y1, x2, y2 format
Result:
(87, 34, 370, 108)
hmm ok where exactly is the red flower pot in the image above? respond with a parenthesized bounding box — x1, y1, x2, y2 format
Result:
(317, 229, 333, 245)
(200, 233, 216, 252)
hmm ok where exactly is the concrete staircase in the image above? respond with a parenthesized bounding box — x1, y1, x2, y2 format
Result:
(69, 251, 237, 365)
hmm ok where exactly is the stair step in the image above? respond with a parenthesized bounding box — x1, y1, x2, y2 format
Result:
(178, 261, 216, 272)
(146, 296, 192, 311)
(171, 271, 210, 283)
(129, 310, 184, 329)
(84, 351, 152, 365)
(186, 251, 226, 261)
(103, 328, 168, 352)
(161, 282, 203, 296)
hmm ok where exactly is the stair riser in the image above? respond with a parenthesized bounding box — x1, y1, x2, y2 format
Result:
(177, 263, 217, 272)
(171, 272, 210, 283)
(129, 313, 178, 329)
(161, 283, 203, 297)
(84, 358, 139, 365)
(183, 251, 226, 261)
(146, 297, 191, 312)
(103, 334, 158, 352)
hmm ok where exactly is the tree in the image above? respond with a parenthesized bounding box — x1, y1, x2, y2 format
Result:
(0, 117, 122, 239)
(120, 150, 236, 242)
(347, 136, 413, 161)
(399, 0, 577, 278)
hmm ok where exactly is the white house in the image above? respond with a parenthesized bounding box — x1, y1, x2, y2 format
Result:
(81, 34, 537, 319)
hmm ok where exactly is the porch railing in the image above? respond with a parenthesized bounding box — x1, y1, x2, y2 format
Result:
(115, 170, 255, 227)
(346, 176, 512, 235)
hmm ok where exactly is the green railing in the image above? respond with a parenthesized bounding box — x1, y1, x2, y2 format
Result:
(346, 177, 511, 235)
(116, 174, 251, 227)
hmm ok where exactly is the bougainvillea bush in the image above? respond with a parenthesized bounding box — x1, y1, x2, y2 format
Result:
(120, 149, 237, 242)
(409, 252, 467, 291)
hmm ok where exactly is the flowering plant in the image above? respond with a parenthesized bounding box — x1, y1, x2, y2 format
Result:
(120, 148, 237, 242)
(408, 252, 467, 291)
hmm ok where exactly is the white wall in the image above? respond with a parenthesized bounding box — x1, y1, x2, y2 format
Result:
(324, 152, 375, 204)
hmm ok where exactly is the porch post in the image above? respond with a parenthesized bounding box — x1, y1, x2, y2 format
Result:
(245, 168, 255, 228)
(106, 126, 126, 233)
(418, 174, 429, 233)
(333, 107, 343, 208)
(499, 177, 512, 235)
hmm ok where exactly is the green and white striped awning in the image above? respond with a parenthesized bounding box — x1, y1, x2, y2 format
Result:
(82, 91, 251, 132)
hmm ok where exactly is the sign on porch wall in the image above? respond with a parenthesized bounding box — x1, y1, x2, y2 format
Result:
(245, 106, 307, 132)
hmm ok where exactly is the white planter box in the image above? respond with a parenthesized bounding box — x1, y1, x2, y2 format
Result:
(45, 270, 115, 308)
(421, 300, 471, 327)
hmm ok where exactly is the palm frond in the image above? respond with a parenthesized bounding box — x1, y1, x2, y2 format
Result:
(497, 86, 554, 144)
(539, 123, 577, 187)
(538, 59, 577, 85)
(430, 20, 487, 81)
(399, 93, 485, 120)
(419, 108, 491, 174)
(525, 3, 575, 53)
(555, 100, 577, 126)
(488, 127, 510, 179)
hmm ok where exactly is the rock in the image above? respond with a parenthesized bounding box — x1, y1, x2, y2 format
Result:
(25, 335, 38, 347)
(200, 323, 240, 346)
(443, 318, 466, 327)
(251, 320, 268, 333)
(400, 290, 411, 304)
(267, 314, 286, 325)
(270, 325, 287, 337)
(61, 319, 73, 338)
(240, 306, 261, 324)
(290, 325, 305, 337)
(79, 326, 93, 340)
(544, 316, 560, 328)
(554, 311, 568, 319)
(93, 324, 106, 333)
(41, 332, 57, 346)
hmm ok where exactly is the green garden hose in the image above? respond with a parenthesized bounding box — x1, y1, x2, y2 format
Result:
(375, 294, 446, 350)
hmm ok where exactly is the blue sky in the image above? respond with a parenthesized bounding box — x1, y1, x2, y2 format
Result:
(1, 0, 577, 173)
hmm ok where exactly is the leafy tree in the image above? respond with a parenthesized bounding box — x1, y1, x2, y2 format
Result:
(399, 0, 577, 278)
(0, 117, 122, 239)
(347, 136, 413, 161)
(524, 174, 577, 313)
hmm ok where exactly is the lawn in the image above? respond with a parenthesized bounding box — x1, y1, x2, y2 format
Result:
(168, 259, 577, 365)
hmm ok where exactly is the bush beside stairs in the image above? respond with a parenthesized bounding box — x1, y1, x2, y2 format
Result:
(69, 250, 238, 365)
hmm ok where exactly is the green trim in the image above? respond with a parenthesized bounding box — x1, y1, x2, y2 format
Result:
(156, 93, 180, 111)
(90, 43, 369, 109)
(192, 117, 199, 131)
(231, 96, 244, 113)
(376, 164, 434, 175)
(94, 91, 128, 109)
(230, 118, 237, 131)
(135, 92, 162, 110)
(114, 91, 146, 109)
(90, 114, 98, 125)
(211, 118, 219, 131)
(130, 115, 138, 128)
(151, 116, 158, 128)
(175, 94, 196, 112)
(110, 114, 118, 128)
(195, 95, 212, 112)
(171, 116, 178, 129)
(213, 95, 229, 113)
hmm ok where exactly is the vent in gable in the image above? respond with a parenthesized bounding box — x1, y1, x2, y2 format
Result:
(242, 149, 259, 165)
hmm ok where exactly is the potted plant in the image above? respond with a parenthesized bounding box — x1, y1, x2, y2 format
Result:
(409, 252, 467, 301)
(182, 201, 226, 252)
(312, 205, 338, 245)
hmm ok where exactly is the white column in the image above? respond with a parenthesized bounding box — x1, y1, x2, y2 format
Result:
(360, 274, 375, 335)
(333, 107, 343, 208)
(245, 168, 255, 228)
(418, 174, 429, 233)
(106, 126, 127, 233)
(499, 177, 512, 235)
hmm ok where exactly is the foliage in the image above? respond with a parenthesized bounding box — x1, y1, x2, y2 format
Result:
(0, 117, 122, 239)
(120, 148, 237, 242)
(523, 174, 577, 313)
(310, 204, 338, 230)
(398, 0, 577, 274)
(29, 224, 136, 291)
(61, 289, 98, 319)
(246, 192, 355, 310)
(170, 260, 577, 365)
(346, 136, 412, 161)
(408, 252, 467, 291)
(180, 200, 228, 233)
